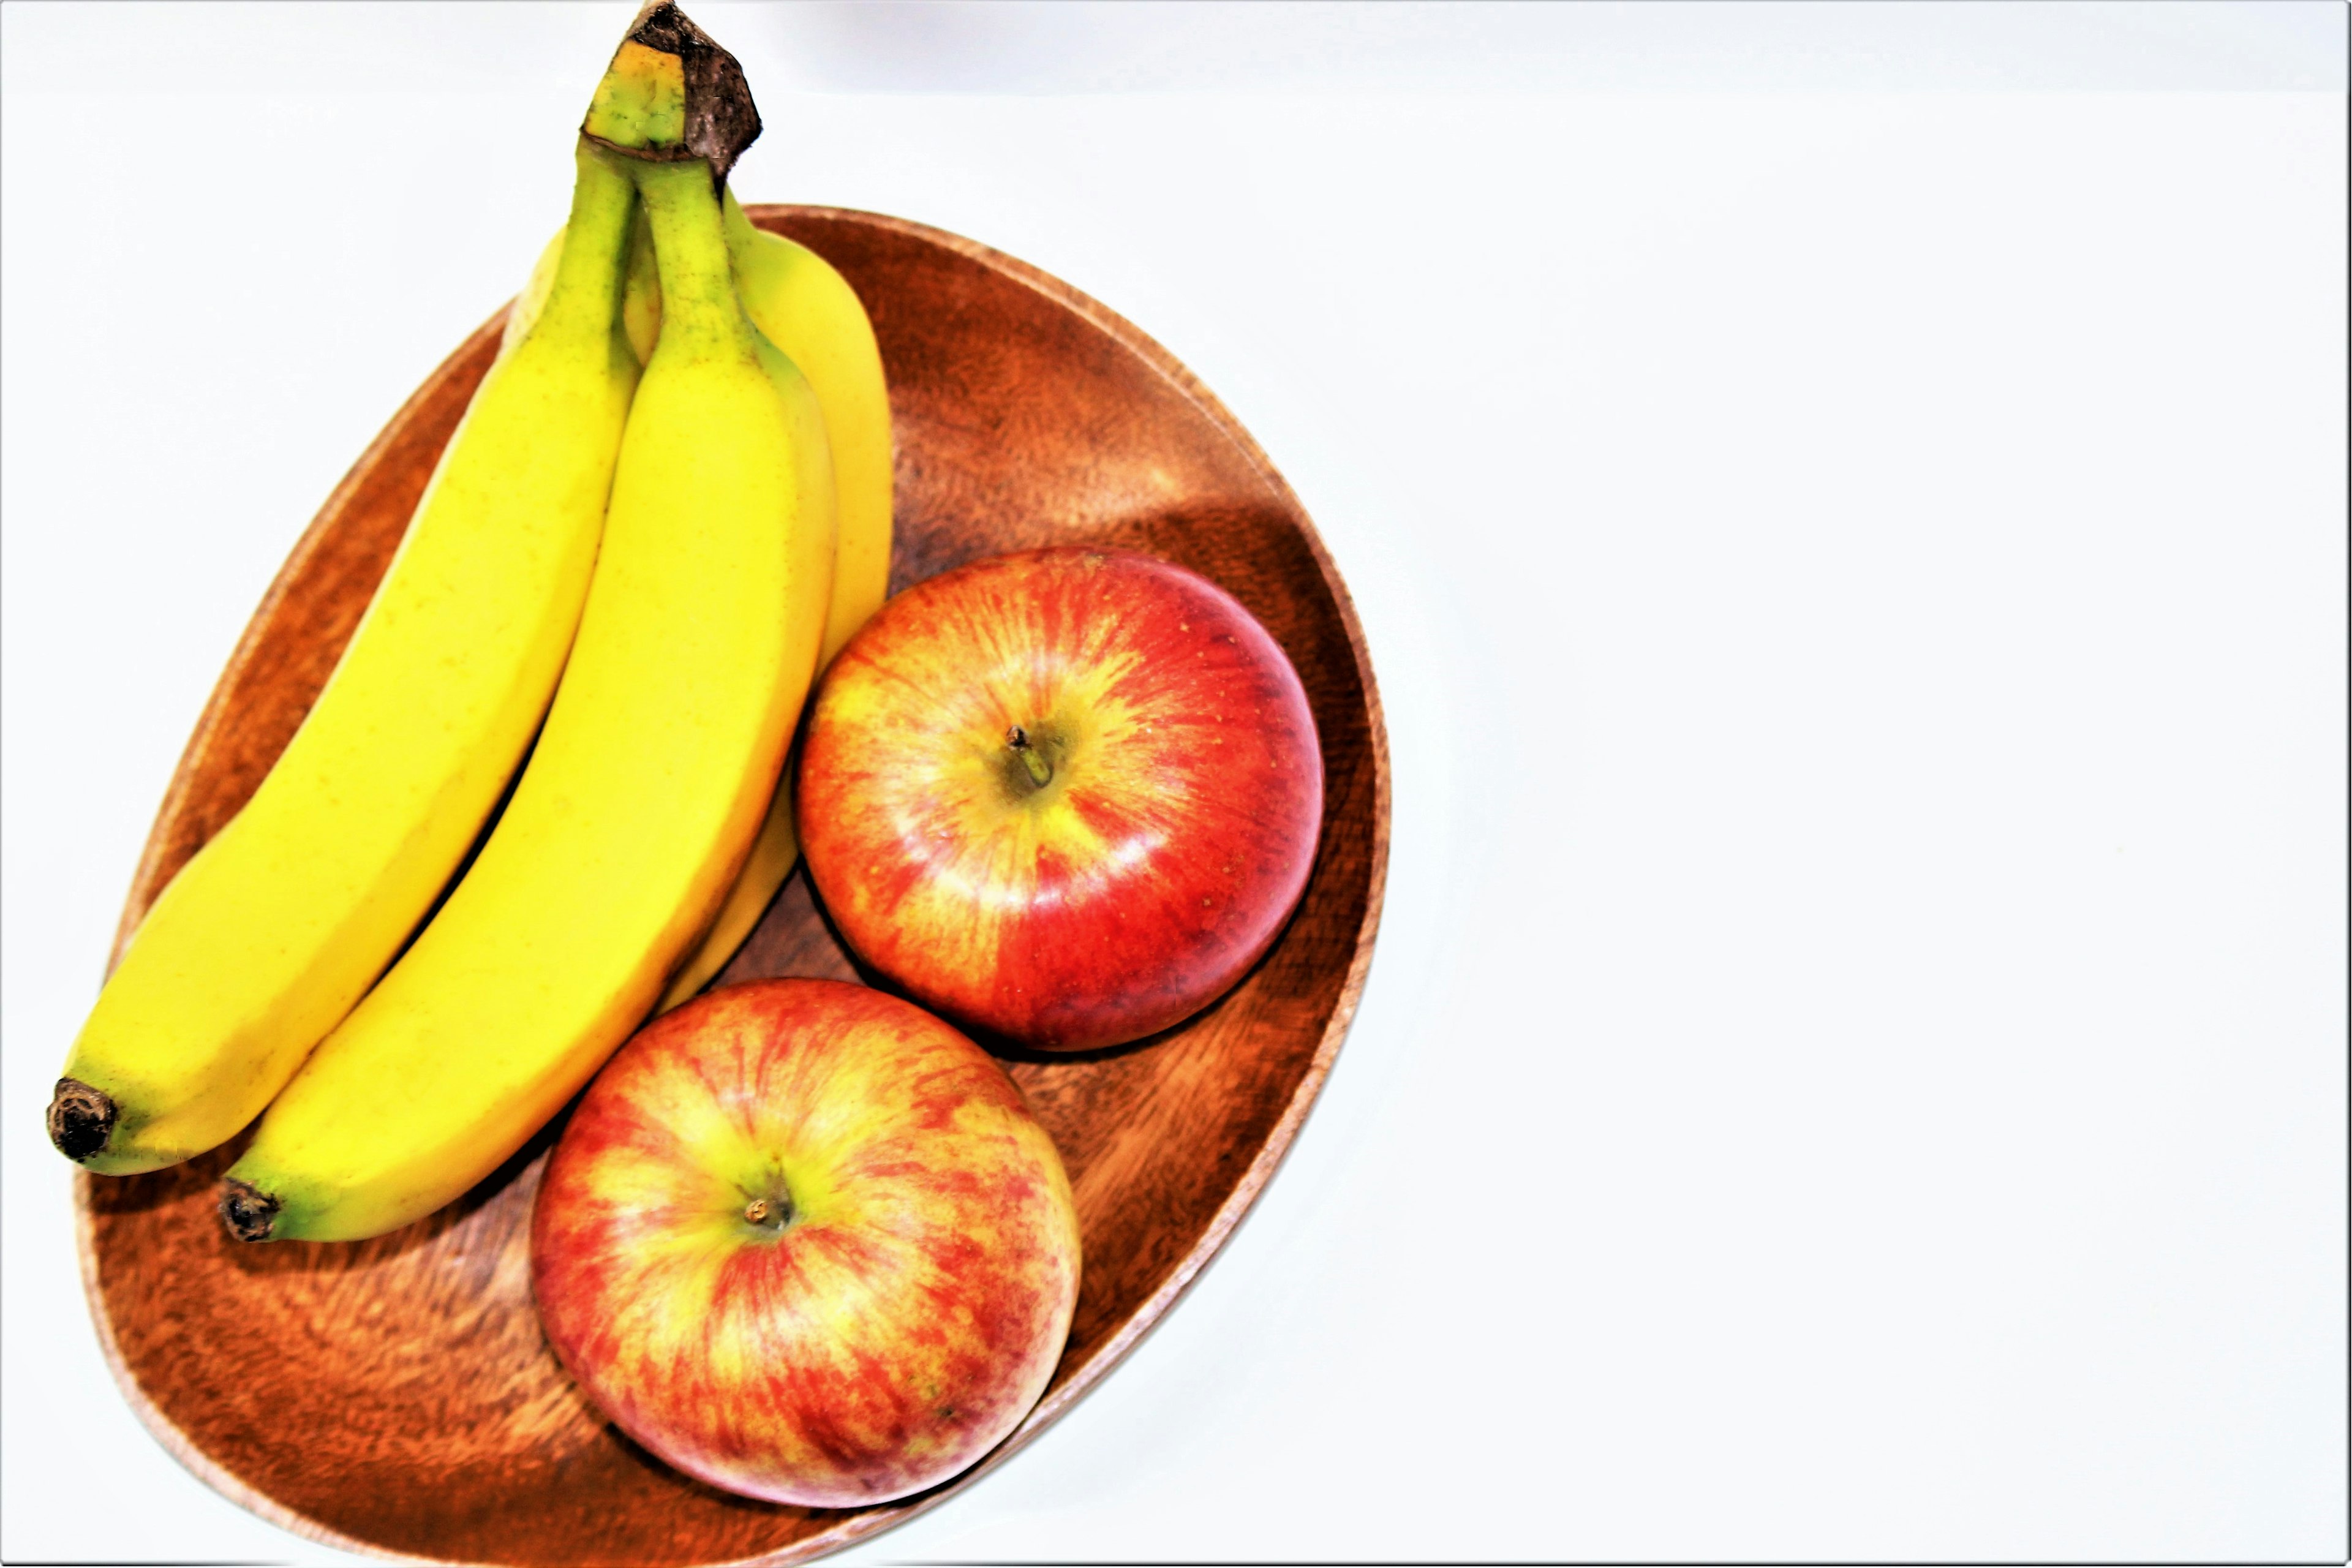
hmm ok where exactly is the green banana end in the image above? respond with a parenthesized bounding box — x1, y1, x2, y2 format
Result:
(219, 1163, 376, 1243)
(46, 1077, 116, 1164)
(219, 1177, 282, 1243)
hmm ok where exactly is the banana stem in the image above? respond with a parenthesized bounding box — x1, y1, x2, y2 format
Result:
(634, 159, 752, 357)
(719, 186, 764, 272)
(524, 142, 639, 347)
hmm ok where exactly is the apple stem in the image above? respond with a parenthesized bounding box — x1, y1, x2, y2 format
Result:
(1006, 726, 1054, 789)
(744, 1196, 789, 1229)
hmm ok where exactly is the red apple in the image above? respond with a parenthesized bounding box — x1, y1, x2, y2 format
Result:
(529, 978, 1080, 1507)
(797, 546, 1323, 1052)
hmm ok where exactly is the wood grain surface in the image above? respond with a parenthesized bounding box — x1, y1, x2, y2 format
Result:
(74, 207, 1389, 1567)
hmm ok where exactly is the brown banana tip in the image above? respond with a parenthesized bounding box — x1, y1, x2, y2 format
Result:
(47, 1077, 115, 1163)
(625, 1, 761, 186)
(219, 1179, 281, 1243)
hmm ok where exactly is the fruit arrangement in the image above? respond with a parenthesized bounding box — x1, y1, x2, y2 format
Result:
(47, 2, 1348, 1529)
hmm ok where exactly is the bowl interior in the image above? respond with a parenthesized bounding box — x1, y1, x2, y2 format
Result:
(77, 207, 1386, 1567)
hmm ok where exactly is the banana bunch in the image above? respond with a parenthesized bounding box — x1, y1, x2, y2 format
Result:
(496, 188, 891, 1014)
(50, 3, 891, 1242)
(45, 143, 641, 1177)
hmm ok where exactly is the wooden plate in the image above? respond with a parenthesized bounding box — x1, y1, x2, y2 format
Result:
(73, 208, 1388, 1566)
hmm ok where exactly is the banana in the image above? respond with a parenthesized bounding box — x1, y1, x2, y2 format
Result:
(47, 141, 640, 1175)
(510, 194, 894, 1012)
(655, 192, 894, 1008)
(219, 21, 835, 1242)
(633, 193, 893, 668)
(497, 227, 567, 360)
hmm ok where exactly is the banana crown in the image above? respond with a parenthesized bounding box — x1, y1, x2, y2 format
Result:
(582, 2, 760, 186)
(585, 43, 687, 150)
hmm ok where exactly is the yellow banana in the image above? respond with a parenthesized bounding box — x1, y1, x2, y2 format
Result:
(656, 192, 894, 1008)
(220, 24, 835, 1241)
(631, 192, 893, 666)
(509, 194, 894, 1011)
(47, 141, 640, 1175)
(497, 227, 567, 360)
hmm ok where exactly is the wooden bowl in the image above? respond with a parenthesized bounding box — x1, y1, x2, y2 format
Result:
(74, 207, 1388, 1566)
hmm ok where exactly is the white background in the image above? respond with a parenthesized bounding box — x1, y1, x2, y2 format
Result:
(3, 3, 2344, 1563)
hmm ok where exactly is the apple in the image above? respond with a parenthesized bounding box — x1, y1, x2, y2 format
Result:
(797, 546, 1323, 1052)
(529, 978, 1081, 1507)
